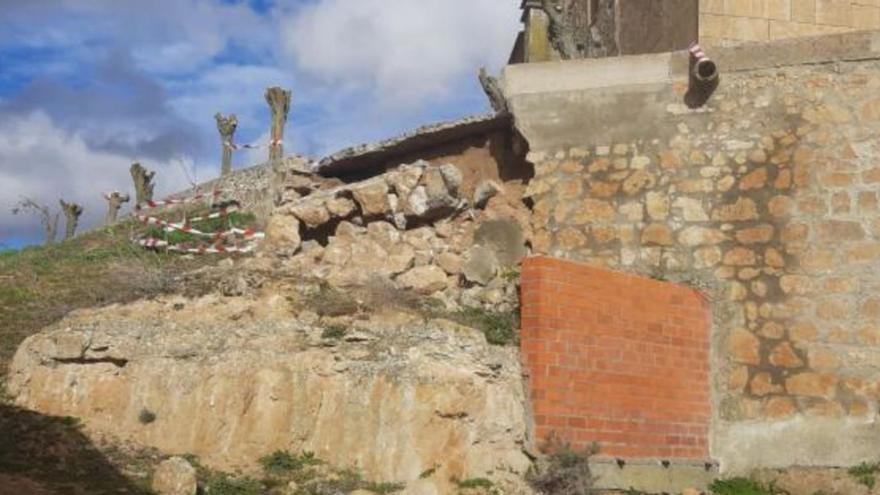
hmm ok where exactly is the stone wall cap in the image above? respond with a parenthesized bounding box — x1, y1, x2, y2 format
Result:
(503, 29, 880, 97)
(317, 113, 510, 178)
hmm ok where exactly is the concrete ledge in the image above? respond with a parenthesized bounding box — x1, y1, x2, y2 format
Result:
(592, 459, 718, 493)
(504, 29, 880, 100)
(714, 417, 880, 474)
(502, 52, 675, 97)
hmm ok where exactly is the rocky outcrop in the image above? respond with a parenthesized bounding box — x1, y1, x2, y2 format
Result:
(6, 292, 532, 494)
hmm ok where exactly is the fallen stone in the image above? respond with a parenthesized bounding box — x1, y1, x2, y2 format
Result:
(463, 246, 500, 286)
(406, 165, 462, 218)
(474, 219, 527, 267)
(351, 179, 392, 217)
(437, 252, 464, 275)
(326, 196, 357, 218)
(473, 180, 503, 209)
(291, 200, 331, 228)
(152, 457, 197, 495)
(265, 214, 301, 255)
(397, 265, 449, 294)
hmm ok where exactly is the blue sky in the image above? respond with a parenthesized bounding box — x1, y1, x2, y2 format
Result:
(0, 0, 521, 247)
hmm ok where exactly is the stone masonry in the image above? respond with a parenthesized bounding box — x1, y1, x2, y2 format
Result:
(505, 30, 880, 472)
(700, 0, 880, 47)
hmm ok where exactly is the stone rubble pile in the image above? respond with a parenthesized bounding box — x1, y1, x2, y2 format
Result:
(266, 160, 532, 312)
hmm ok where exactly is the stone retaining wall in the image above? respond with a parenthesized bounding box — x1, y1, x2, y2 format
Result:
(505, 30, 880, 471)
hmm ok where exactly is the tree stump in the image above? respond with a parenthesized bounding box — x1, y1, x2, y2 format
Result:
(59, 200, 83, 240)
(265, 87, 292, 162)
(103, 192, 130, 226)
(130, 163, 156, 207)
(215, 113, 238, 176)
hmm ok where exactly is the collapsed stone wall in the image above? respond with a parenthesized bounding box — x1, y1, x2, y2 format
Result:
(510, 38, 880, 471)
(266, 159, 534, 312)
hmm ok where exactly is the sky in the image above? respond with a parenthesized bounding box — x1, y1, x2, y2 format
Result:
(0, 0, 521, 248)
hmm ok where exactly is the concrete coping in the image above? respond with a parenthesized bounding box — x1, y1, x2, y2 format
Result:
(502, 28, 880, 97)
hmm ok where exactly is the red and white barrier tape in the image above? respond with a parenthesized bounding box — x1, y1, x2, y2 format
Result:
(223, 139, 282, 152)
(137, 237, 259, 254)
(137, 213, 265, 239)
(136, 189, 226, 211)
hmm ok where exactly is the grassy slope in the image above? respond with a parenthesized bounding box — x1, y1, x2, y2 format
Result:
(0, 218, 235, 377)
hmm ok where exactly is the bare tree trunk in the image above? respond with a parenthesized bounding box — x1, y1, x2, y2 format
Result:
(215, 113, 238, 176)
(130, 162, 156, 207)
(478, 67, 508, 114)
(12, 198, 59, 246)
(588, 0, 617, 58)
(103, 191, 130, 226)
(542, 0, 581, 59)
(265, 87, 292, 162)
(59, 200, 83, 240)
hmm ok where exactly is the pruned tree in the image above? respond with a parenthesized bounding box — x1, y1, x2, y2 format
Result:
(542, 0, 581, 59)
(215, 113, 238, 176)
(130, 162, 156, 207)
(542, 0, 617, 59)
(265, 87, 292, 162)
(103, 191, 130, 226)
(589, 0, 617, 58)
(478, 67, 508, 114)
(59, 200, 83, 240)
(12, 197, 60, 246)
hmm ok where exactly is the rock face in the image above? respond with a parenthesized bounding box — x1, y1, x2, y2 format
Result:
(152, 457, 197, 495)
(6, 294, 532, 494)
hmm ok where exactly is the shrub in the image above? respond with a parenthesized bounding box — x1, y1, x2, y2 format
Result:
(450, 307, 519, 346)
(259, 450, 321, 474)
(455, 478, 494, 489)
(848, 462, 880, 489)
(137, 408, 156, 425)
(362, 481, 406, 493)
(527, 435, 597, 495)
(320, 325, 347, 340)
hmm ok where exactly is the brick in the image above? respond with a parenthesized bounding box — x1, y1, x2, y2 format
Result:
(520, 256, 710, 460)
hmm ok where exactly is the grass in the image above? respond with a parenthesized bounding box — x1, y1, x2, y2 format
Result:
(144, 211, 258, 246)
(709, 477, 781, 495)
(849, 462, 880, 489)
(259, 450, 322, 474)
(253, 450, 404, 494)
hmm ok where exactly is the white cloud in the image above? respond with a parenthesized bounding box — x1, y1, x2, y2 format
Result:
(0, 112, 205, 243)
(280, 0, 520, 108)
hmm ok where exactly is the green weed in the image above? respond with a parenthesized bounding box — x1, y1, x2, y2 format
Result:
(450, 307, 519, 346)
(320, 325, 347, 340)
(848, 462, 880, 489)
(709, 477, 775, 495)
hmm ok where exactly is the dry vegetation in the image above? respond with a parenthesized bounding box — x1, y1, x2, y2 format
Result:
(0, 219, 237, 377)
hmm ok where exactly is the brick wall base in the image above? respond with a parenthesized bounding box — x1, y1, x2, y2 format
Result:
(520, 256, 712, 459)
